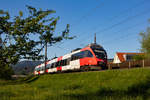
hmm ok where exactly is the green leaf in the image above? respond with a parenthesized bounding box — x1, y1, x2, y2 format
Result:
(19, 11, 23, 17)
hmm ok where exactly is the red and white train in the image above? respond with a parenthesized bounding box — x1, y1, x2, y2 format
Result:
(34, 43, 107, 75)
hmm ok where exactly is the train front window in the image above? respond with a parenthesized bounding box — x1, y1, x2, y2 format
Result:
(93, 49, 106, 59)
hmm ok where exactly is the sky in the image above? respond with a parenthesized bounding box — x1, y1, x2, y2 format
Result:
(1, 0, 150, 59)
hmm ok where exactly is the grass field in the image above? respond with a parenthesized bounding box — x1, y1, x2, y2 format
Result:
(0, 68, 150, 100)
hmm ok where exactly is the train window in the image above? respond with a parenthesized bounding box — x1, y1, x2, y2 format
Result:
(71, 56, 74, 61)
(38, 68, 40, 71)
(57, 61, 60, 66)
(51, 63, 54, 68)
(55, 62, 58, 67)
(57, 61, 62, 66)
(58, 61, 61, 66)
(39, 67, 41, 71)
(92, 49, 106, 59)
(53, 62, 57, 68)
(35, 68, 38, 71)
(55, 62, 57, 67)
(71, 51, 87, 61)
(61, 60, 63, 66)
(71, 55, 74, 61)
(72, 54, 77, 60)
(77, 52, 84, 58)
(41, 67, 44, 71)
(38, 67, 40, 71)
(62, 60, 65, 66)
(66, 59, 69, 65)
(84, 50, 93, 57)
(58, 59, 68, 66)
(60, 60, 64, 66)
(36, 68, 39, 71)
(58, 61, 60, 66)
(35, 68, 37, 71)
(64, 59, 67, 65)
(58, 60, 62, 66)
(66, 58, 70, 65)
(46, 64, 51, 69)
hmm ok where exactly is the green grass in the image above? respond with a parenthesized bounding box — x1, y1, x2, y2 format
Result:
(0, 68, 150, 100)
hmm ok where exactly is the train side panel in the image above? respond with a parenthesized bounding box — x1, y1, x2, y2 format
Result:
(70, 59, 80, 70)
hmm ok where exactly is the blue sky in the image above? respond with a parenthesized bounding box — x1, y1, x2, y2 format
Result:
(1, 0, 150, 59)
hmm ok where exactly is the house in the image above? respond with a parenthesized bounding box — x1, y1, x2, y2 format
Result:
(113, 52, 144, 63)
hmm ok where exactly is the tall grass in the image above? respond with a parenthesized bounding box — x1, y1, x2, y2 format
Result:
(0, 68, 150, 100)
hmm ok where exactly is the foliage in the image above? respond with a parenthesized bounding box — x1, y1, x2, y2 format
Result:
(0, 68, 150, 100)
(0, 64, 14, 80)
(132, 54, 146, 61)
(0, 6, 74, 79)
(140, 21, 150, 58)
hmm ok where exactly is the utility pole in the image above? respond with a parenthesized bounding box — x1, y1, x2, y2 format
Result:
(44, 42, 47, 73)
(94, 33, 96, 44)
(0, 35, 2, 49)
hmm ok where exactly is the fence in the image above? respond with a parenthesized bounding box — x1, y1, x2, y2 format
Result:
(108, 59, 150, 69)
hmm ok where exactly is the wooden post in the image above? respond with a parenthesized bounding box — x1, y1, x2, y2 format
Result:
(129, 61, 131, 69)
(108, 64, 111, 70)
(118, 63, 119, 67)
(142, 59, 144, 68)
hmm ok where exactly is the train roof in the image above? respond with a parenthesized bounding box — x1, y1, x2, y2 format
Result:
(71, 48, 81, 53)
(86, 43, 104, 50)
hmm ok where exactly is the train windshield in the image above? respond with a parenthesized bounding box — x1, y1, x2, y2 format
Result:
(92, 49, 106, 59)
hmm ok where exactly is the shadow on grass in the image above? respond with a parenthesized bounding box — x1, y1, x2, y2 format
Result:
(126, 76, 150, 100)
(25, 75, 39, 83)
(0, 75, 39, 85)
(63, 84, 82, 91)
(63, 76, 150, 100)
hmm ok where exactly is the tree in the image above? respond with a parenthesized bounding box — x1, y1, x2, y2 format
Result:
(139, 20, 150, 58)
(0, 6, 73, 79)
(132, 55, 145, 61)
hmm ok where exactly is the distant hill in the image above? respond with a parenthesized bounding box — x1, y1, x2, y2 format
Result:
(12, 60, 43, 75)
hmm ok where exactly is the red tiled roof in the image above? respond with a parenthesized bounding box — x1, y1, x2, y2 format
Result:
(116, 52, 144, 62)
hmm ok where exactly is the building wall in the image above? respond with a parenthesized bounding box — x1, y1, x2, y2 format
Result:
(113, 54, 121, 63)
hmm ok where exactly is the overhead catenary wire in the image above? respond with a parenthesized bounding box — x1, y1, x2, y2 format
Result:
(71, 1, 105, 28)
(49, 0, 150, 58)
(56, 1, 105, 36)
(62, 0, 149, 47)
(53, 1, 105, 47)
(79, 8, 150, 46)
(101, 20, 148, 44)
(89, 0, 149, 32)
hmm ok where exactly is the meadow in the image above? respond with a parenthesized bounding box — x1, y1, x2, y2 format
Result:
(0, 68, 150, 100)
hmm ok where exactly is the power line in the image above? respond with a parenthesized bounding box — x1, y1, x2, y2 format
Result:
(49, 1, 105, 52)
(51, 0, 150, 56)
(97, 10, 150, 34)
(90, 0, 149, 32)
(105, 32, 138, 46)
(71, 1, 105, 28)
(63, 0, 149, 47)
(56, 1, 105, 35)
(79, 8, 150, 46)
(101, 20, 148, 44)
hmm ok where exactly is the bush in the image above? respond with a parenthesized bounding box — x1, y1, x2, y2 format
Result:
(0, 64, 14, 80)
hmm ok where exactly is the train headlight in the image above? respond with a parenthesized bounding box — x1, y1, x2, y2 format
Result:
(98, 61, 103, 65)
